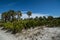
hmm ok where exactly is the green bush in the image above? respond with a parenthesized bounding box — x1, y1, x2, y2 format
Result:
(3, 22, 13, 30)
(0, 23, 4, 27)
(25, 20, 39, 28)
(12, 21, 24, 33)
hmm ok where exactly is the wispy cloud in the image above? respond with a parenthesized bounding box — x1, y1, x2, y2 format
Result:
(6, 2, 16, 6)
(21, 11, 27, 13)
(21, 11, 49, 18)
(21, 13, 48, 18)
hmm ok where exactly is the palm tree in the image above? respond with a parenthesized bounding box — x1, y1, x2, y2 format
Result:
(43, 16, 46, 20)
(39, 16, 43, 20)
(34, 16, 39, 20)
(2, 12, 8, 22)
(17, 11, 22, 20)
(27, 11, 32, 19)
(48, 16, 53, 20)
(8, 10, 16, 21)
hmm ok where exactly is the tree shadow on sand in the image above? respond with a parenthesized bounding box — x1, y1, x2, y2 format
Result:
(52, 33, 60, 40)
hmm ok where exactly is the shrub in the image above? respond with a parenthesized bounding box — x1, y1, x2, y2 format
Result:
(3, 22, 13, 30)
(12, 21, 24, 33)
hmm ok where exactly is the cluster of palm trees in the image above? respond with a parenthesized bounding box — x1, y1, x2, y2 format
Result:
(2, 10, 32, 22)
(0, 10, 60, 34)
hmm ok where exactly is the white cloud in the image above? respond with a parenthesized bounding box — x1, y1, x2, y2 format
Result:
(21, 13, 48, 18)
(21, 11, 49, 18)
(21, 11, 27, 13)
(31, 13, 48, 18)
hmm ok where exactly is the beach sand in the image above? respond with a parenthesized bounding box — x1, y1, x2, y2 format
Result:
(0, 27, 18, 40)
(0, 27, 60, 40)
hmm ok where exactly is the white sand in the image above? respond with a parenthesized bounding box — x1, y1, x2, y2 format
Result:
(17, 27, 60, 40)
(0, 27, 60, 40)
(0, 28, 18, 40)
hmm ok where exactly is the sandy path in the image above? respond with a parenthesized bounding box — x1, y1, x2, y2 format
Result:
(0, 28, 18, 40)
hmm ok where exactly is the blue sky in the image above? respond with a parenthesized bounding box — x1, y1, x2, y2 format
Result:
(0, 0, 60, 17)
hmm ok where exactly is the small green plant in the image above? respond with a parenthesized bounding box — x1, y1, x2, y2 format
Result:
(3, 22, 13, 30)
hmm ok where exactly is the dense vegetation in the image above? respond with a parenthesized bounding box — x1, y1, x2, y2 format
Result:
(0, 10, 60, 34)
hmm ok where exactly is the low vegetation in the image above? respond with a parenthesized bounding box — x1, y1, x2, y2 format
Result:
(0, 10, 60, 34)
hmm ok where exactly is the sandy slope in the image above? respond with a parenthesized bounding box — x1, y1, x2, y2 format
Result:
(0, 28, 18, 40)
(17, 27, 60, 40)
(0, 27, 60, 40)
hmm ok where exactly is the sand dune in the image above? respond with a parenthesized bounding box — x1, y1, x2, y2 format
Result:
(0, 27, 60, 40)
(17, 27, 60, 40)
